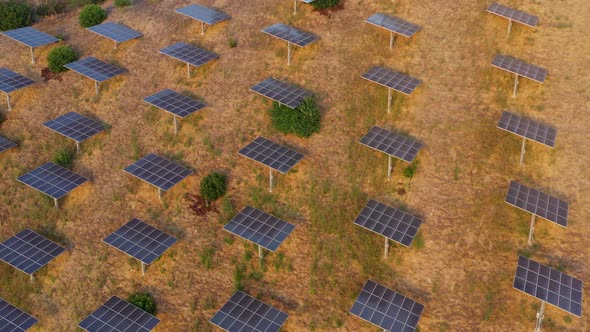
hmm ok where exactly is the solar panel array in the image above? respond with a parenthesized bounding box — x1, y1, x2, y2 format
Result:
(497, 111, 556, 148)
(250, 77, 312, 109)
(78, 296, 160, 332)
(224, 206, 295, 251)
(210, 291, 288, 332)
(0, 136, 17, 153)
(1, 27, 59, 48)
(262, 23, 319, 47)
(17, 162, 88, 199)
(505, 181, 568, 227)
(239, 137, 304, 174)
(0, 68, 35, 93)
(160, 42, 219, 68)
(492, 55, 547, 83)
(143, 89, 206, 118)
(175, 4, 230, 25)
(0, 229, 66, 275)
(486, 2, 539, 28)
(64, 57, 126, 82)
(513, 256, 583, 317)
(87, 22, 142, 43)
(350, 280, 424, 332)
(43, 112, 104, 143)
(360, 126, 423, 163)
(124, 153, 193, 191)
(362, 66, 422, 95)
(365, 13, 422, 38)
(0, 298, 38, 332)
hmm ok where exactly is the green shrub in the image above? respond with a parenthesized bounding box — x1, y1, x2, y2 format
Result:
(403, 160, 419, 179)
(114, 0, 132, 7)
(127, 293, 157, 315)
(200, 172, 227, 206)
(228, 37, 237, 48)
(311, 0, 341, 10)
(0, 1, 32, 31)
(269, 97, 321, 138)
(53, 148, 76, 168)
(47, 45, 78, 73)
(78, 4, 106, 28)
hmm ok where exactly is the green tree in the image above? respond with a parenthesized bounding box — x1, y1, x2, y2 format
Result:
(0, 1, 32, 31)
(311, 0, 342, 10)
(200, 172, 227, 206)
(47, 45, 78, 73)
(268, 97, 321, 138)
(78, 4, 106, 28)
(127, 293, 157, 315)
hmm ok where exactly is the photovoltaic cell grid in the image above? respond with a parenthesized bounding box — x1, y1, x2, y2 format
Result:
(354, 199, 422, 247)
(143, 89, 206, 118)
(366, 13, 421, 38)
(1, 27, 59, 48)
(350, 280, 424, 332)
(64, 57, 125, 82)
(505, 181, 568, 227)
(124, 153, 193, 191)
(0, 136, 17, 153)
(497, 111, 556, 147)
(175, 4, 230, 25)
(210, 291, 288, 332)
(487, 2, 539, 28)
(160, 42, 219, 68)
(86, 22, 142, 43)
(360, 126, 423, 163)
(0, 68, 35, 93)
(514, 256, 583, 317)
(492, 55, 547, 83)
(78, 296, 160, 332)
(0, 229, 66, 275)
(261, 23, 319, 47)
(0, 298, 38, 332)
(250, 77, 312, 109)
(43, 112, 104, 143)
(239, 137, 304, 174)
(17, 162, 88, 199)
(103, 218, 177, 265)
(362, 66, 422, 95)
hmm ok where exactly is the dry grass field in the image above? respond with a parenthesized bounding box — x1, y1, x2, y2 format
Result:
(0, 0, 589, 330)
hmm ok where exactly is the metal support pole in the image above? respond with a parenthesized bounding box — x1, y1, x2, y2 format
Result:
(534, 301, 545, 332)
(76, 141, 80, 154)
(513, 74, 519, 98)
(389, 31, 394, 50)
(201, 21, 205, 35)
(187, 63, 191, 78)
(384, 237, 389, 258)
(30, 47, 35, 64)
(387, 155, 393, 181)
(54, 198, 59, 209)
(30, 274, 34, 282)
(114, 41, 118, 49)
(528, 214, 536, 246)
(173, 115, 179, 135)
(520, 137, 526, 165)
(5, 93, 11, 112)
(507, 19, 513, 38)
(293, 0, 297, 14)
(269, 167, 274, 193)
(158, 188, 163, 201)
(387, 88, 392, 113)
(95, 81, 99, 95)
(141, 262, 145, 276)
(287, 42, 292, 66)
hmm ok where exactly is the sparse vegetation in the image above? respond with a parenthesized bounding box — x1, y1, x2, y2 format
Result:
(199, 245, 215, 270)
(200, 172, 227, 206)
(127, 293, 157, 315)
(310, 0, 341, 10)
(47, 46, 78, 73)
(0, 1, 32, 31)
(114, 0, 132, 7)
(403, 160, 419, 179)
(228, 37, 237, 48)
(53, 148, 76, 168)
(268, 97, 321, 138)
(78, 4, 106, 28)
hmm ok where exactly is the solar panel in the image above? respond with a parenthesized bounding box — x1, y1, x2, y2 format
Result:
(78, 296, 160, 332)
(350, 280, 424, 332)
(505, 181, 568, 227)
(362, 66, 422, 95)
(239, 137, 304, 174)
(86, 22, 142, 43)
(210, 291, 288, 332)
(250, 78, 312, 109)
(1, 27, 59, 48)
(124, 153, 193, 191)
(43, 112, 104, 143)
(143, 89, 206, 118)
(360, 126, 423, 163)
(64, 57, 125, 83)
(0, 298, 38, 331)
(17, 162, 88, 199)
(175, 4, 230, 25)
(513, 256, 583, 317)
(261, 23, 319, 47)
(103, 218, 177, 265)
(365, 13, 421, 38)
(160, 42, 219, 68)
(0, 229, 66, 275)
(0, 68, 35, 93)
(0, 136, 17, 153)
(487, 2, 539, 28)
(224, 206, 295, 251)
(492, 55, 547, 83)
(498, 111, 556, 148)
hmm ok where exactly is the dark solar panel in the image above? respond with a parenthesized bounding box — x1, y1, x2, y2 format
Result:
(350, 280, 424, 332)
(124, 153, 193, 191)
(487, 2, 539, 27)
(0, 298, 38, 332)
(360, 126, 423, 163)
(250, 77, 312, 109)
(0, 136, 17, 153)
(87, 22, 142, 43)
(513, 256, 583, 317)
(239, 137, 304, 174)
(17, 162, 88, 199)
(505, 181, 568, 227)
(64, 57, 125, 83)
(362, 66, 422, 95)
(0, 229, 66, 275)
(210, 291, 288, 332)
(0, 68, 35, 93)
(224, 206, 295, 251)
(78, 296, 160, 332)
(492, 55, 547, 83)
(261, 23, 319, 47)
(365, 13, 421, 38)
(159, 42, 219, 68)
(143, 89, 206, 118)
(103, 218, 177, 265)
(1, 27, 59, 48)
(43, 112, 104, 143)
(354, 199, 422, 247)
(497, 111, 556, 148)
(175, 4, 230, 25)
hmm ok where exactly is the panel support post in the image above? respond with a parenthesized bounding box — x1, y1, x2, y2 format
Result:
(54, 197, 59, 209)
(269, 167, 274, 193)
(114, 41, 118, 49)
(187, 63, 191, 79)
(513, 74, 519, 98)
(293, 0, 297, 14)
(387, 155, 393, 181)
(287, 42, 292, 66)
(158, 188, 163, 201)
(528, 214, 536, 246)
(30, 47, 35, 64)
(95, 81, 100, 95)
(389, 31, 394, 50)
(5, 92, 11, 112)
(507, 19, 513, 38)
(173, 115, 179, 135)
(201, 21, 205, 35)
(534, 301, 545, 332)
(141, 261, 146, 276)
(387, 88, 392, 113)
(520, 137, 526, 165)
(30, 274, 34, 282)
(76, 141, 80, 154)
(384, 237, 389, 258)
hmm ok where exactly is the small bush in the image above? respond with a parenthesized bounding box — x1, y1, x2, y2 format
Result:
(114, 0, 132, 7)
(228, 37, 237, 48)
(200, 172, 227, 206)
(310, 0, 341, 10)
(53, 148, 76, 168)
(36, 0, 67, 17)
(269, 97, 321, 138)
(78, 4, 106, 28)
(47, 45, 78, 73)
(127, 293, 157, 315)
(0, 1, 32, 31)
(403, 160, 419, 179)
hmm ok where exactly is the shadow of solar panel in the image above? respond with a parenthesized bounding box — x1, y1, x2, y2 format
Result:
(17, 162, 88, 199)
(44, 112, 105, 143)
(497, 111, 556, 147)
(175, 4, 230, 25)
(513, 256, 582, 317)
(239, 137, 304, 174)
(143, 89, 206, 118)
(224, 206, 295, 251)
(2, 27, 59, 48)
(64, 57, 125, 82)
(492, 55, 547, 83)
(262, 23, 319, 47)
(360, 126, 423, 163)
(210, 291, 288, 332)
(362, 66, 422, 95)
(87, 22, 142, 43)
(104, 218, 177, 265)
(487, 2, 538, 27)
(366, 13, 421, 38)
(0, 68, 35, 93)
(0, 136, 17, 153)
(0, 229, 66, 275)
(250, 78, 312, 109)
(78, 296, 160, 332)
(0, 298, 38, 331)
(124, 153, 193, 191)
(354, 199, 422, 247)
(350, 280, 424, 332)
(505, 181, 568, 227)
(160, 42, 219, 68)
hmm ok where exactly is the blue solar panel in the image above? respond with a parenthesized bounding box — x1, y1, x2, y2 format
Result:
(210, 291, 288, 332)
(124, 153, 193, 191)
(0, 229, 66, 275)
(239, 137, 304, 174)
(250, 78, 312, 109)
(360, 126, 423, 163)
(17, 162, 88, 199)
(0, 136, 17, 153)
(143, 89, 206, 118)
(1, 27, 59, 48)
(78, 296, 160, 332)
(87, 22, 142, 43)
(0, 68, 35, 93)
(43, 112, 105, 142)
(159, 42, 219, 68)
(261, 23, 319, 47)
(175, 4, 230, 25)
(64, 57, 126, 82)
(224, 206, 295, 251)
(0, 298, 38, 331)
